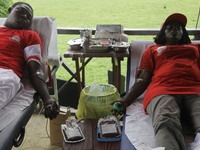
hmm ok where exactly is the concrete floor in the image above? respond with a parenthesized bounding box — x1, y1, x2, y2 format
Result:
(12, 113, 62, 150)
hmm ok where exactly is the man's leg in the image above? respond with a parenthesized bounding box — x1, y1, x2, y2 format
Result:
(184, 94, 200, 134)
(183, 94, 200, 149)
(146, 94, 187, 150)
(0, 69, 21, 110)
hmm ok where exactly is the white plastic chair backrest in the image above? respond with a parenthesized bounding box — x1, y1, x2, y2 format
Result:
(30, 17, 61, 66)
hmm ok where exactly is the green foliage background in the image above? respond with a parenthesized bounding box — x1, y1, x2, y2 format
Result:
(0, 0, 13, 17)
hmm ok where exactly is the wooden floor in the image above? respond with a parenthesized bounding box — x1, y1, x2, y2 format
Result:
(12, 113, 62, 150)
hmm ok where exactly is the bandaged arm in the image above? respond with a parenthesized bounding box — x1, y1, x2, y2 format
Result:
(122, 69, 152, 107)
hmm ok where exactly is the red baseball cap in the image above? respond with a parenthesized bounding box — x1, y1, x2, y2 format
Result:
(162, 13, 187, 27)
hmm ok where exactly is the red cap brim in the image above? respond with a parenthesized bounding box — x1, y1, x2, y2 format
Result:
(163, 13, 187, 27)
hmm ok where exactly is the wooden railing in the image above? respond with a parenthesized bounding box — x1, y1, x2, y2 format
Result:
(57, 27, 200, 40)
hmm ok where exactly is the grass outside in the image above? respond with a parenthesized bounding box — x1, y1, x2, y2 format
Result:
(13, 0, 200, 86)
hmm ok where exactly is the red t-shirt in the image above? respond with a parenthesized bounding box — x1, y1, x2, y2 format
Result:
(0, 27, 42, 78)
(139, 43, 200, 110)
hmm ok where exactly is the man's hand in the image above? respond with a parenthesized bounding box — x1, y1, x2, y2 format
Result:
(111, 100, 126, 116)
(44, 99, 59, 120)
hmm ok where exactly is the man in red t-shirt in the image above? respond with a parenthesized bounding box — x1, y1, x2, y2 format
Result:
(0, 2, 59, 120)
(112, 13, 200, 150)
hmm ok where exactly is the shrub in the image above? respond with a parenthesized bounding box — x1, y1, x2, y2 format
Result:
(0, 0, 13, 17)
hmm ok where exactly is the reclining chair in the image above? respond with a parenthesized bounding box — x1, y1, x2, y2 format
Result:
(0, 17, 61, 150)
